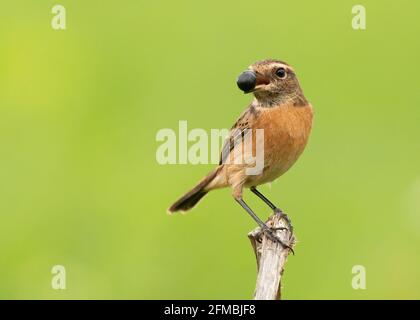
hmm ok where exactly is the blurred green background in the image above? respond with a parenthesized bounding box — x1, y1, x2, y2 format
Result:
(0, 0, 419, 299)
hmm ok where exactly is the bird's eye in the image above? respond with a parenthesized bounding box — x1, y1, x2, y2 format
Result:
(275, 68, 286, 79)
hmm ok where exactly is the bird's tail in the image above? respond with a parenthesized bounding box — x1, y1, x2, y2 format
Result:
(168, 167, 221, 214)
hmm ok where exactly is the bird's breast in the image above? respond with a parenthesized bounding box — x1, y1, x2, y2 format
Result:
(247, 102, 313, 185)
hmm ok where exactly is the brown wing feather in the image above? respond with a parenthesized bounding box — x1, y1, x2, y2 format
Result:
(219, 104, 258, 165)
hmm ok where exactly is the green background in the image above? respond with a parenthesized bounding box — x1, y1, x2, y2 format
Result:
(0, 0, 419, 299)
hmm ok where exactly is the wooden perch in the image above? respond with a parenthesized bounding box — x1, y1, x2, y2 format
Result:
(248, 212, 296, 300)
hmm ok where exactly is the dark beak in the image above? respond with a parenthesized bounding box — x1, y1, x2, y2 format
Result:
(236, 70, 270, 93)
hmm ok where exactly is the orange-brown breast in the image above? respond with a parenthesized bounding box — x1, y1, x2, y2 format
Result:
(246, 102, 313, 186)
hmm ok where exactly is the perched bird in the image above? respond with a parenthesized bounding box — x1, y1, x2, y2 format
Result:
(168, 59, 313, 248)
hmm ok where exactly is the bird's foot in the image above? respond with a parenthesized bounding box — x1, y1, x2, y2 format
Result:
(259, 226, 295, 255)
(274, 208, 294, 234)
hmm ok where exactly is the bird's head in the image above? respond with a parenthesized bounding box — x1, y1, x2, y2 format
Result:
(236, 59, 306, 106)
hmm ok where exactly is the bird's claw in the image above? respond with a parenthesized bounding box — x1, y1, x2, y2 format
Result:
(274, 208, 294, 234)
(261, 227, 295, 255)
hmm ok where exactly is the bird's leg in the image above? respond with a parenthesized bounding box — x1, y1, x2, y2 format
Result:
(250, 186, 293, 233)
(235, 197, 293, 252)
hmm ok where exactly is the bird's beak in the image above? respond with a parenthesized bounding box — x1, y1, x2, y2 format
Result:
(254, 73, 271, 92)
(237, 70, 270, 94)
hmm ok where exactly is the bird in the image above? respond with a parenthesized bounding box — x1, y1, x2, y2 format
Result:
(168, 59, 313, 249)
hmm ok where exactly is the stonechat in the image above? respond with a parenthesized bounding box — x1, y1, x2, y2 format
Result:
(168, 59, 313, 249)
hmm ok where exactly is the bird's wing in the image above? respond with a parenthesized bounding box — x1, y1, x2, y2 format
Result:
(219, 105, 257, 165)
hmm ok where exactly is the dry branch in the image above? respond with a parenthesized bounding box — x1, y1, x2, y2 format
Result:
(248, 212, 296, 300)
